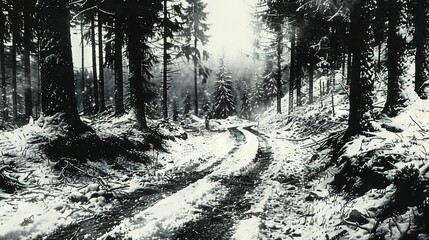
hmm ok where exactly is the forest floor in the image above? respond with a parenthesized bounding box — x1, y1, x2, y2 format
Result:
(1, 75, 429, 240)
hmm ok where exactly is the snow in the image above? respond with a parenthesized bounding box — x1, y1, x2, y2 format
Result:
(102, 178, 224, 239)
(233, 216, 262, 240)
(2, 57, 429, 239)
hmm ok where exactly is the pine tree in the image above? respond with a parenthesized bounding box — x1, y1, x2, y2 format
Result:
(346, 0, 377, 138)
(114, 11, 125, 115)
(181, 0, 210, 116)
(0, 1, 7, 122)
(383, 0, 412, 116)
(36, 0, 90, 134)
(414, 0, 427, 97)
(213, 60, 235, 119)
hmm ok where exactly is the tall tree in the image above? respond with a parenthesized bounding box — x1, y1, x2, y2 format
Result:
(414, 0, 427, 97)
(123, 0, 161, 129)
(10, 0, 20, 121)
(213, 59, 235, 119)
(114, 12, 125, 115)
(383, 0, 411, 115)
(36, 0, 90, 133)
(345, 0, 376, 138)
(161, 0, 182, 120)
(98, 10, 106, 112)
(90, 14, 99, 113)
(23, 0, 35, 119)
(182, 0, 210, 116)
(0, 1, 8, 122)
(289, 26, 296, 114)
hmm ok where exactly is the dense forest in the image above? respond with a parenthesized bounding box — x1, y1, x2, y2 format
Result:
(1, 0, 429, 239)
(0, 0, 428, 135)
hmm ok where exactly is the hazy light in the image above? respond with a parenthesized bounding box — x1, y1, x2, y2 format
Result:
(205, 0, 254, 63)
(71, 0, 255, 68)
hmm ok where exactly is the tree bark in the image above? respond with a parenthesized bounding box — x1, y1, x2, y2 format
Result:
(0, 4, 7, 122)
(289, 26, 295, 114)
(80, 18, 86, 112)
(98, 11, 106, 112)
(23, 1, 33, 120)
(276, 25, 283, 114)
(91, 15, 99, 113)
(415, 0, 426, 97)
(11, 0, 18, 121)
(114, 14, 125, 115)
(193, 36, 198, 116)
(308, 48, 314, 104)
(37, 0, 90, 134)
(345, 0, 376, 138)
(383, 0, 410, 116)
(127, 12, 147, 129)
(162, 0, 168, 119)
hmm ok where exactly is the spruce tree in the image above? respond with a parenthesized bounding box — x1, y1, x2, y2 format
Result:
(181, 0, 210, 116)
(213, 60, 235, 119)
(346, 0, 377, 138)
(36, 0, 90, 134)
(383, 0, 412, 116)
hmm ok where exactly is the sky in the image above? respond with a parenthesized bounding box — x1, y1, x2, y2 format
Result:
(71, 0, 255, 69)
(205, 0, 254, 63)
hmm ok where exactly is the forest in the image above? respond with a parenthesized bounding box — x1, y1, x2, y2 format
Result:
(1, 0, 429, 239)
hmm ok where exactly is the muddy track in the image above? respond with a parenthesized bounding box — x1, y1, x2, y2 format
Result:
(38, 128, 245, 240)
(172, 127, 273, 240)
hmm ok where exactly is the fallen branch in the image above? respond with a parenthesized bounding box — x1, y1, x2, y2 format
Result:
(410, 116, 425, 132)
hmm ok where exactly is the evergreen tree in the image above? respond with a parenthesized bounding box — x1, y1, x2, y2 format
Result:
(114, 10, 125, 115)
(213, 60, 235, 119)
(413, 0, 427, 97)
(0, 1, 8, 122)
(36, 0, 90, 134)
(181, 0, 210, 116)
(383, 0, 412, 116)
(346, 0, 377, 138)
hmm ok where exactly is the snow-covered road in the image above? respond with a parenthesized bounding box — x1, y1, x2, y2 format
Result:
(36, 127, 265, 239)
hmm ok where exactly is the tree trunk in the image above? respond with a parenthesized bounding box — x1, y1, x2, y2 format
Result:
(193, 36, 198, 116)
(162, 0, 168, 119)
(81, 18, 86, 112)
(98, 11, 106, 112)
(345, 0, 376, 138)
(415, 0, 426, 97)
(127, 12, 147, 129)
(296, 38, 302, 107)
(289, 26, 295, 114)
(1, 5, 7, 122)
(383, 0, 411, 116)
(23, 1, 33, 120)
(114, 14, 125, 115)
(11, 1, 18, 121)
(276, 25, 283, 114)
(91, 15, 99, 113)
(308, 48, 314, 104)
(37, 0, 90, 134)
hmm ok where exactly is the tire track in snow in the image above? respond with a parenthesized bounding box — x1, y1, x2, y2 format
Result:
(38, 128, 245, 240)
(171, 126, 273, 240)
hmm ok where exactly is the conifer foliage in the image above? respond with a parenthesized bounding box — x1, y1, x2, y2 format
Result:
(213, 60, 235, 119)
